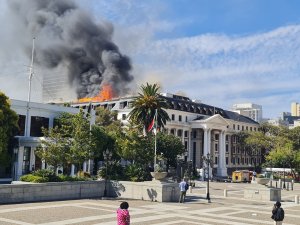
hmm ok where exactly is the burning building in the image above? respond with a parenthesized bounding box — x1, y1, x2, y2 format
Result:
(7, 0, 134, 103)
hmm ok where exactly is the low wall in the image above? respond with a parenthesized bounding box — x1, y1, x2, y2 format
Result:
(0, 180, 181, 204)
(0, 180, 105, 204)
(109, 180, 180, 202)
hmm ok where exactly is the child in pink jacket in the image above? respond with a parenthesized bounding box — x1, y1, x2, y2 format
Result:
(117, 201, 130, 225)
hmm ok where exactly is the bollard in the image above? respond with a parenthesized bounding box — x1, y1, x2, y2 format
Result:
(279, 179, 282, 189)
(224, 189, 227, 197)
(276, 181, 278, 188)
(270, 180, 273, 188)
(189, 186, 192, 194)
(295, 195, 299, 204)
(291, 180, 294, 191)
(287, 182, 289, 191)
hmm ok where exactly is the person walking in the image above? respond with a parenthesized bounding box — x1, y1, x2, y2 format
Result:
(271, 201, 284, 225)
(117, 201, 130, 225)
(179, 179, 188, 203)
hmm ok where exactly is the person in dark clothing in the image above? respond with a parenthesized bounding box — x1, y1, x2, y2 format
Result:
(271, 201, 284, 225)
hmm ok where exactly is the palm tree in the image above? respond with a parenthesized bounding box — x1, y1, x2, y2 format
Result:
(129, 83, 170, 133)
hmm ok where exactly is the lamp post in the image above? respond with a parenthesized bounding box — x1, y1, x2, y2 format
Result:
(103, 149, 112, 197)
(202, 153, 212, 203)
(283, 167, 286, 189)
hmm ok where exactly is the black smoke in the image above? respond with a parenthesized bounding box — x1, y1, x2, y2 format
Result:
(7, 0, 133, 98)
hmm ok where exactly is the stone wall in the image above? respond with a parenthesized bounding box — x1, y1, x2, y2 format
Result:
(0, 180, 181, 204)
(0, 181, 105, 204)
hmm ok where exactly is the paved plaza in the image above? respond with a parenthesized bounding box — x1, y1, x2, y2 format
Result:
(0, 182, 299, 225)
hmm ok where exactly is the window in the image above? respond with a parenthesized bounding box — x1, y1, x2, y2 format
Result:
(171, 129, 175, 135)
(246, 126, 248, 131)
(193, 142, 196, 151)
(237, 158, 240, 164)
(185, 116, 188, 122)
(254, 127, 256, 131)
(242, 126, 244, 131)
(122, 114, 126, 120)
(232, 158, 235, 164)
(184, 141, 188, 150)
(237, 125, 240, 130)
(30, 116, 49, 137)
(215, 157, 218, 165)
(250, 127, 252, 131)
(226, 157, 229, 165)
(226, 144, 229, 152)
(22, 147, 31, 174)
(184, 131, 188, 137)
(177, 130, 182, 137)
(226, 135, 229, 141)
(233, 124, 235, 130)
(232, 146, 236, 153)
(215, 134, 219, 141)
(193, 131, 197, 138)
(17, 115, 26, 136)
(215, 143, 218, 152)
(179, 115, 182, 122)
(242, 158, 244, 164)
(171, 114, 175, 120)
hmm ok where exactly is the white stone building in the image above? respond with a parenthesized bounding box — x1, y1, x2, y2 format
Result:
(72, 93, 260, 177)
(8, 100, 79, 181)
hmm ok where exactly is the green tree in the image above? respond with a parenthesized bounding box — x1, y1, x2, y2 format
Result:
(237, 131, 272, 169)
(0, 92, 18, 166)
(37, 111, 92, 174)
(266, 136, 300, 179)
(128, 83, 170, 133)
(66, 110, 92, 170)
(116, 128, 153, 165)
(156, 132, 185, 170)
(36, 126, 69, 172)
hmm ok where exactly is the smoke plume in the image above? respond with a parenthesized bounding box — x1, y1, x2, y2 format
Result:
(7, 0, 133, 99)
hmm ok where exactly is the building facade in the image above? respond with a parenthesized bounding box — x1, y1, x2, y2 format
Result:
(291, 102, 300, 117)
(8, 100, 79, 181)
(232, 103, 263, 123)
(72, 93, 260, 177)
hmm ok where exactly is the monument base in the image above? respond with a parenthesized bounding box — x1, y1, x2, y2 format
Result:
(110, 180, 180, 202)
(244, 185, 281, 201)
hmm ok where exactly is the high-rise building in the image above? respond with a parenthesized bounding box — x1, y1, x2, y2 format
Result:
(42, 70, 76, 103)
(232, 103, 263, 123)
(291, 102, 300, 116)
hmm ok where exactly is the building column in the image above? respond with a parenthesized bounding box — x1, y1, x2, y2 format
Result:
(70, 164, 75, 177)
(42, 160, 46, 169)
(30, 147, 35, 172)
(17, 147, 24, 180)
(83, 161, 87, 172)
(188, 129, 192, 161)
(217, 131, 227, 177)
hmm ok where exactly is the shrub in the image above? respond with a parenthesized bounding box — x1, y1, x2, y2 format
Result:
(32, 169, 59, 182)
(58, 174, 86, 182)
(125, 164, 151, 182)
(20, 174, 49, 183)
(77, 171, 91, 178)
(97, 162, 125, 181)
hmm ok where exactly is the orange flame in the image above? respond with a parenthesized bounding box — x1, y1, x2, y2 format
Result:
(78, 84, 115, 103)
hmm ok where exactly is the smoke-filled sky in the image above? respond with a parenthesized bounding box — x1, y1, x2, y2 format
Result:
(1, 0, 300, 118)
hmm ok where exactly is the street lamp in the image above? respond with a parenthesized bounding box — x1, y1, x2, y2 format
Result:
(202, 153, 212, 203)
(103, 149, 112, 197)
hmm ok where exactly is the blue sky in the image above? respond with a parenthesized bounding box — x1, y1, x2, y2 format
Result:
(83, 0, 300, 118)
(1, 0, 300, 118)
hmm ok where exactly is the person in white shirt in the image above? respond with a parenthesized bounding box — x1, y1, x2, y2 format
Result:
(179, 179, 187, 203)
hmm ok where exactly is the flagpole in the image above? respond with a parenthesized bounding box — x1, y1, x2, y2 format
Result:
(154, 109, 157, 168)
